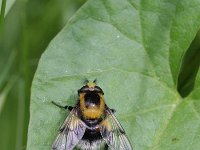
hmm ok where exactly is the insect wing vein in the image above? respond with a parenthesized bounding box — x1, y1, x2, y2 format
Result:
(52, 108, 86, 150)
(100, 107, 133, 150)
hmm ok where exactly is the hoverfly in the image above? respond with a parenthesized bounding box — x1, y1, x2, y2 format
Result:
(52, 80, 132, 150)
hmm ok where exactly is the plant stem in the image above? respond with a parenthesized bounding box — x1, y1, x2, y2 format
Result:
(0, 0, 7, 29)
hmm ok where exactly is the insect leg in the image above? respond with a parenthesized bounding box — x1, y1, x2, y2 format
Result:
(105, 105, 116, 113)
(51, 101, 73, 111)
(103, 144, 109, 150)
(110, 108, 116, 113)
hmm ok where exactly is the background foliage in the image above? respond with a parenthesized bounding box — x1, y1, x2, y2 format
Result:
(0, 0, 86, 150)
(1, 0, 200, 150)
(27, 0, 200, 150)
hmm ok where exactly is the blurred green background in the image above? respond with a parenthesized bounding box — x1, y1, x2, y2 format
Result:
(0, 0, 86, 149)
(1, 0, 200, 150)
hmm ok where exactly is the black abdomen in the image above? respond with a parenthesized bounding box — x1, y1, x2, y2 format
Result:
(82, 129, 102, 142)
(77, 128, 108, 150)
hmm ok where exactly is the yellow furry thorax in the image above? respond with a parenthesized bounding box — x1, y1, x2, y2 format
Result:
(79, 93, 105, 119)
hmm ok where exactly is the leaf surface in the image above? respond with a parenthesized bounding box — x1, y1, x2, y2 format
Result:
(27, 0, 200, 150)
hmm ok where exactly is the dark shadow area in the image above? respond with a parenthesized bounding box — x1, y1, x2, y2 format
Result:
(178, 30, 200, 97)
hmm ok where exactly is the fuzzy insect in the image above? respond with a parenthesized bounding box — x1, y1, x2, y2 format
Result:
(52, 80, 132, 150)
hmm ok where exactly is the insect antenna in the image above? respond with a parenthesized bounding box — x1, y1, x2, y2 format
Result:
(84, 79, 89, 85)
(93, 78, 97, 84)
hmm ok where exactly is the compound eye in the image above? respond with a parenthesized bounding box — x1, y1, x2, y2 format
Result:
(94, 86, 104, 94)
(78, 85, 89, 94)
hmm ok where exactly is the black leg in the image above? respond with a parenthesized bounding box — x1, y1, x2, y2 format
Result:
(110, 108, 116, 113)
(105, 105, 116, 113)
(51, 101, 73, 111)
(104, 144, 109, 150)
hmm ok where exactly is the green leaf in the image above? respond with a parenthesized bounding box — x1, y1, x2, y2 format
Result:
(0, 0, 16, 27)
(0, 79, 14, 113)
(0, 0, 16, 16)
(0, 0, 86, 150)
(27, 0, 200, 150)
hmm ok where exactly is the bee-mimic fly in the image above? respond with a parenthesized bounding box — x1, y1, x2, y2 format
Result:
(52, 80, 133, 150)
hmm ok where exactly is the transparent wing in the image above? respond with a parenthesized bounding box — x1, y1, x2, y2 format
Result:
(100, 107, 133, 150)
(52, 108, 86, 150)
